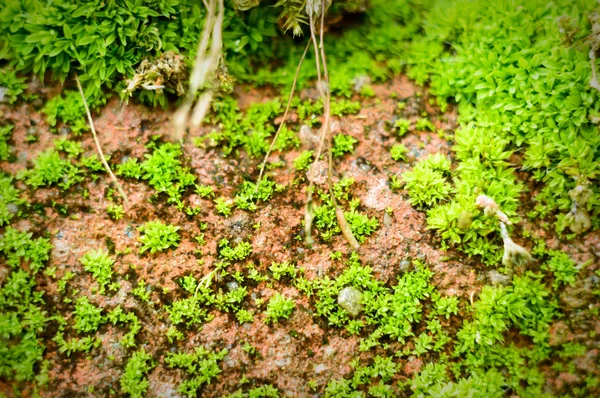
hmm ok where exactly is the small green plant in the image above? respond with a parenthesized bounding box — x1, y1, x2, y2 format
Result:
(0, 124, 14, 161)
(402, 153, 452, 207)
(0, 67, 27, 104)
(43, 91, 88, 135)
(0, 173, 22, 226)
(73, 296, 105, 333)
(195, 183, 215, 198)
(394, 118, 410, 136)
(132, 280, 152, 303)
(17, 148, 78, 189)
(543, 251, 580, 289)
(332, 134, 358, 157)
(137, 221, 180, 254)
(218, 238, 252, 261)
(269, 261, 297, 281)
(79, 249, 115, 294)
(235, 178, 276, 211)
(264, 293, 295, 324)
(214, 197, 233, 217)
(165, 346, 228, 397)
(293, 150, 314, 171)
(106, 204, 125, 221)
(120, 349, 155, 398)
(390, 144, 408, 161)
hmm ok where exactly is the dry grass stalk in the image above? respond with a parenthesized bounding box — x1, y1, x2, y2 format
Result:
(256, 41, 311, 189)
(172, 0, 224, 141)
(303, 0, 359, 249)
(75, 74, 129, 205)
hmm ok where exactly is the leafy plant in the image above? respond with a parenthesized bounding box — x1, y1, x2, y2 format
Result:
(0, 67, 27, 104)
(332, 134, 358, 157)
(165, 346, 228, 397)
(402, 153, 453, 207)
(264, 292, 295, 324)
(73, 296, 105, 333)
(120, 349, 154, 398)
(79, 249, 115, 294)
(43, 91, 88, 134)
(137, 221, 180, 254)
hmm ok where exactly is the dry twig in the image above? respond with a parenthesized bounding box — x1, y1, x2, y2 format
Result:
(172, 0, 224, 141)
(75, 74, 129, 205)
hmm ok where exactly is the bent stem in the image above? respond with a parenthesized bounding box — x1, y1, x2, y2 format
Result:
(303, 2, 359, 249)
(256, 40, 311, 190)
(75, 74, 129, 205)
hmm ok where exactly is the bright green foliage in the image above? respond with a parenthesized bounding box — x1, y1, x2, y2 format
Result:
(0, 173, 22, 226)
(410, 364, 505, 397)
(137, 220, 180, 254)
(407, 0, 600, 230)
(332, 134, 358, 157)
(309, 255, 440, 350)
(106, 203, 125, 221)
(269, 261, 296, 281)
(117, 158, 143, 179)
(73, 296, 105, 333)
(120, 348, 154, 398)
(165, 346, 228, 398)
(0, 226, 52, 274)
(54, 138, 84, 158)
(218, 238, 252, 261)
(390, 144, 407, 161)
(79, 249, 115, 294)
(452, 273, 557, 396)
(313, 192, 378, 243)
(0, 124, 14, 160)
(18, 148, 74, 189)
(131, 280, 151, 303)
(0, 227, 50, 386)
(214, 197, 233, 217)
(344, 210, 379, 244)
(403, 153, 453, 207)
(0, 67, 27, 104)
(394, 118, 410, 136)
(107, 306, 142, 348)
(543, 250, 580, 289)
(235, 178, 276, 211)
(43, 91, 88, 134)
(293, 150, 314, 171)
(167, 274, 215, 328)
(194, 183, 215, 198)
(415, 117, 435, 132)
(264, 293, 295, 324)
(330, 99, 361, 116)
(128, 143, 197, 207)
(53, 333, 100, 357)
(205, 98, 283, 157)
(433, 294, 459, 319)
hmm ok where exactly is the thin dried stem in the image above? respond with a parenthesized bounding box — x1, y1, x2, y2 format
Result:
(256, 40, 311, 189)
(173, 0, 224, 141)
(303, 6, 359, 249)
(75, 74, 129, 205)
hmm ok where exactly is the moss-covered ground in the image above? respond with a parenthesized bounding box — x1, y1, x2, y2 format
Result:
(1, 0, 600, 396)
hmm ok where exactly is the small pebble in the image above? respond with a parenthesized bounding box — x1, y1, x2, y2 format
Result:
(337, 286, 363, 317)
(383, 211, 393, 227)
(399, 259, 411, 272)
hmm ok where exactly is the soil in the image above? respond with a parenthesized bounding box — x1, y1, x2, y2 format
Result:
(1, 74, 599, 397)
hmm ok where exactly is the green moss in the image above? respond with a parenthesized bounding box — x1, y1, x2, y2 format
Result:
(120, 349, 154, 398)
(79, 249, 115, 294)
(137, 220, 180, 254)
(165, 346, 228, 398)
(402, 153, 453, 208)
(264, 293, 295, 324)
